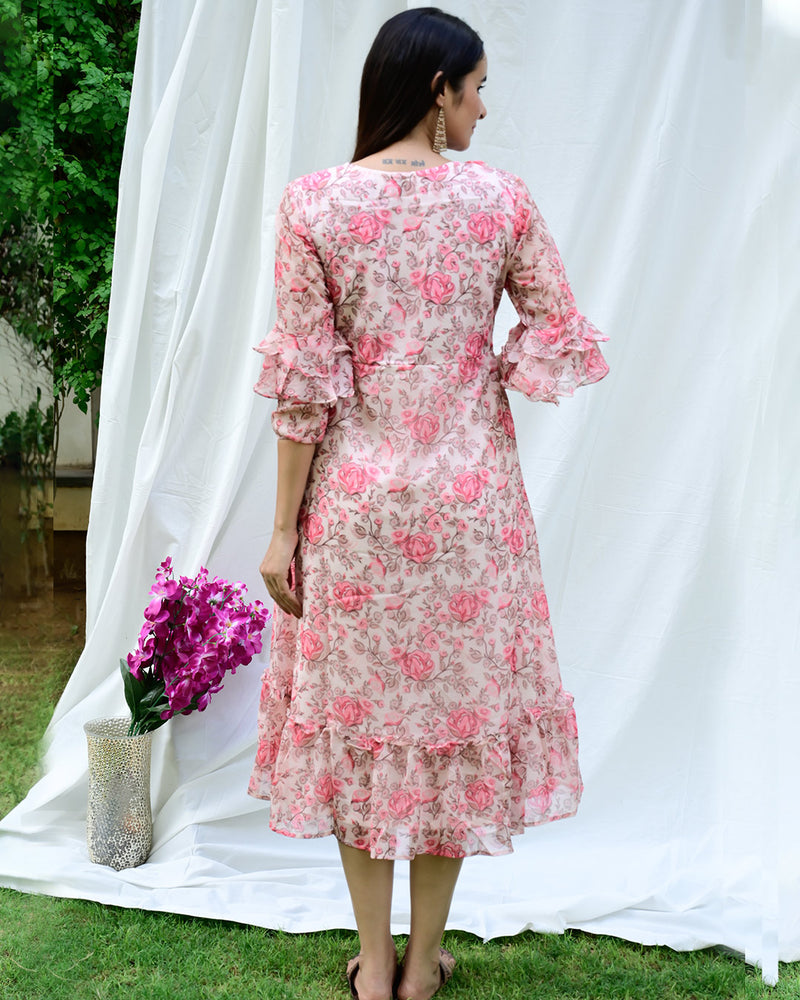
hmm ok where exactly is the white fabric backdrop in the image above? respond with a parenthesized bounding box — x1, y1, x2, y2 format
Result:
(2, 0, 798, 985)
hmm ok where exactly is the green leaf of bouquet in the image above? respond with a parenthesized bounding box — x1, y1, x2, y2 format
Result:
(128, 714, 168, 736)
(139, 686, 169, 711)
(119, 657, 146, 715)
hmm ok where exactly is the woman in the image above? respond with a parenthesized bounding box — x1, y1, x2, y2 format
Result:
(249, 9, 609, 1000)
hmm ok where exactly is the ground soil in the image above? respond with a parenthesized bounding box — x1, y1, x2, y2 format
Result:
(0, 587, 86, 649)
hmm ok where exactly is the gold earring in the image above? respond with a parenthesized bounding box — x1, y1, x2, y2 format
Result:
(432, 106, 447, 153)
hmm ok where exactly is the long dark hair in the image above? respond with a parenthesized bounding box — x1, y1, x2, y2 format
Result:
(352, 8, 484, 161)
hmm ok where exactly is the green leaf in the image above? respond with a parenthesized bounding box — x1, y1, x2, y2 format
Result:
(139, 686, 169, 711)
(119, 657, 146, 717)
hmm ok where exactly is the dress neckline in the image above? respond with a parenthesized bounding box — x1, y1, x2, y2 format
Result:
(344, 160, 479, 178)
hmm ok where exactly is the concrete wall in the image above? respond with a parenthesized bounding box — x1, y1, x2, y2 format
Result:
(0, 318, 94, 468)
(0, 318, 51, 418)
(58, 398, 94, 468)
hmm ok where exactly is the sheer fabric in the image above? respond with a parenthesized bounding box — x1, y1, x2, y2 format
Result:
(248, 161, 607, 858)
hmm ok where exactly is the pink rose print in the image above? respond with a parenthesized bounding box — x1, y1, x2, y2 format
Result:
(467, 211, 502, 244)
(426, 513, 444, 533)
(584, 348, 609, 380)
(290, 720, 319, 747)
(333, 581, 374, 612)
(558, 711, 579, 739)
(452, 472, 484, 503)
(535, 320, 565, 347)
(531, 590, 549, 620)
(331, 696, 373, 726)
(395, 648, 435, 681)
(448, 591, 484, 622)
(314, 774, 340, 803)
(418, 272, 455, 304)
(528, 778, 557, 815)
(425, 163, 452, 181)
(458, 355, 482, 383)
(441, 251, 460, 273)
(387, 303, 406, 327)
(504, 527, 525, 555)
(499, 407, 516, 438)
(387, 790, 417, 820)
(300, 630, 324, 660)
(299, 169, 331, 190)
(403, 412, 440, 443)
(348, 211, 390, 244)
(465, 779, 496, 811)
(421, 629, 440, 650)
(436, 842, 466, 858)
(338, 463, 372, 495)
(357, 333, 387, 364)
(303, 514, 324, 544)
(446, 708, 481, 739)
(464, 332, 484, 358)
(399, 532, 437, 563)
(503, 644, 518, 670)
(325, 276, 342, 301)
(512, 201, 532, 240)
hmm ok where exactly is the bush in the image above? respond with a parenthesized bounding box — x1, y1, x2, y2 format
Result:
(0, 0, 141, 412)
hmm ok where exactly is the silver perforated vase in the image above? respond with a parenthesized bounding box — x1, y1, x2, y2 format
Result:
(84, 717, 153, 870)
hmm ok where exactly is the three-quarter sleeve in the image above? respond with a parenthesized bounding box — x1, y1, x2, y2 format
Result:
(498, 179, 609, 403)
(254, 184, 353, 442)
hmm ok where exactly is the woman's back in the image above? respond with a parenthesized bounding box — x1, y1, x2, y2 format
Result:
(257, 159, 607, 444)
(289, 160, 514, 359)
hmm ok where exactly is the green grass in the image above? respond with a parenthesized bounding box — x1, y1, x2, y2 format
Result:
(1, 596, 798, 999)
(1, 902, 798, 1000)
(0, 597, 81, 818)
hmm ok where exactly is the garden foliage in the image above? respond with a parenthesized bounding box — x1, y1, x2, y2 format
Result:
(0, 0, 140, 412)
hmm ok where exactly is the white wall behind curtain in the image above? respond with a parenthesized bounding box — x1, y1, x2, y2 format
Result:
(1, 0, 798, 985)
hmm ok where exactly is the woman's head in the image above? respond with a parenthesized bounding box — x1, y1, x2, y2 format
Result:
(352, 8, 485, 161)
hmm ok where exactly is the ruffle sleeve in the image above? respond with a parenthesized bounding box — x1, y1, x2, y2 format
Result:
(498, 178, 609, 404)
(254, 184, 353, 443)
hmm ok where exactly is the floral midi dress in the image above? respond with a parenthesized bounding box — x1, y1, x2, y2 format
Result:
(248, 159, 609, 859)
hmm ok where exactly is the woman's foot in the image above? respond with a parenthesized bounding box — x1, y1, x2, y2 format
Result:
(395, 946, 455, 1000)
(346, 946, 398, 1000)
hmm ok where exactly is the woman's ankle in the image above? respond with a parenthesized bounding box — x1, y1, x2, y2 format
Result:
(402, 939, 442, 968)
(352, 944, 398, 1000)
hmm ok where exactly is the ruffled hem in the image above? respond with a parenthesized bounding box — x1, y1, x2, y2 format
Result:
(253, 323, 354, 404)
(248, 693, 582, 860)
(498, 312, 609, 404)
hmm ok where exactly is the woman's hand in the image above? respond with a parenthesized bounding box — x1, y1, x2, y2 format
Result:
(259, 526, 302, 618)
(261, 438, 316, 618)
